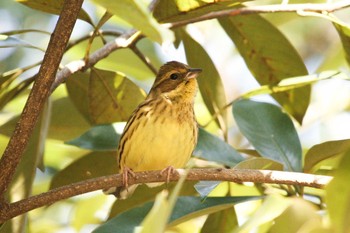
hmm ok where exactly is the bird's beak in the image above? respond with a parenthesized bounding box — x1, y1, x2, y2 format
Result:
(186, 68, 202, 80)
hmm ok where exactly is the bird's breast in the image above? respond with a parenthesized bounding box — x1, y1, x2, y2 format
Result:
(121, 101, 197, 172)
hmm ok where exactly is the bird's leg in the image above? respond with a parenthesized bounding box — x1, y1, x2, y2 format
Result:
(160, 166, 178, 184)
(122, 167, 136, 191)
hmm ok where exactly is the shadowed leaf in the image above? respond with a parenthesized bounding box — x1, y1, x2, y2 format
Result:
(92, 0, 174, 44)
(219, 14, 310, 124)
(180, 30, 228, 133)
(50, 151, 118, 189)
(233, 99, 302, 172)
(95, 196, 259, 233)
(16, 0, 93, 24)
(89, 68, 146, 124)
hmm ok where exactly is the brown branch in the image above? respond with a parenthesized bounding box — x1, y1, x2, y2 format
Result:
(0, 168, 332, 223)
(0, 0, 84, 198)
(169, 1, 350, 28)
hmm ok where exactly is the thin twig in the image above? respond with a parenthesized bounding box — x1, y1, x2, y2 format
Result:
(0, 168, 332, 223)
(50, 29, 143, 92)
(130, 45, 158, 75)
(168, 1, 350, 28)
(0, 0, 84, 199)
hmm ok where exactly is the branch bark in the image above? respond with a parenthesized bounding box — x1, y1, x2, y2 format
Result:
(0, 0, 84, 198)
(0, 168, 332, 223)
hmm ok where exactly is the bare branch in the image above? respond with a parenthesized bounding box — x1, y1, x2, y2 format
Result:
(0, 0, 84, 198)
(169, 1, 350, 28)
(0, 168, 332, 223)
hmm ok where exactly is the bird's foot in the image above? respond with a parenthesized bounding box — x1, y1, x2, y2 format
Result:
(122, 167, 136, 191)
(160, 166, 178, 184)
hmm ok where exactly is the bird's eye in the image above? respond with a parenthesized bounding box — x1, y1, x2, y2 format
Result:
(170, 73, 179, 80)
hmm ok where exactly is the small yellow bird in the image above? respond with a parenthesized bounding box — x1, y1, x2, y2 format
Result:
(115, 61, 201, 199)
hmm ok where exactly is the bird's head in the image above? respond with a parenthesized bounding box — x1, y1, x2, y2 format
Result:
(148, 61, 201, 102)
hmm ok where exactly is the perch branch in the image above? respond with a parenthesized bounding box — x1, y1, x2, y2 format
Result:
(0, 168, 332, 223)
(0, 0, 84, 198)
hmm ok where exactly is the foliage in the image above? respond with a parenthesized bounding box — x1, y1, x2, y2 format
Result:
(1, 0, 350, 232)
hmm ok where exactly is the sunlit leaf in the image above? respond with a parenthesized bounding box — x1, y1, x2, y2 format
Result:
(194, 128, 244, 167)
(153, 0, 244, 23)
(94, 196, 259, 233)
(235, 195, 290, 233)
(270, 198, 321, 233)
(233, 99, 302, 172)
(16, 0, 93, 25)
(73, 195, 108, 231)
(304, 139, 350, 173)
(332, 19, 350, 66)
(89, 68, 146, 124)
(220, 14, 310, 124)
(201, 207, 238, 233)
(234, 158, 283, 171)
(50, 151, 117, 189)
(92, 0, 174, 44)
(326, 149, 350, 233)
(241, 71, 346, 99)
(180, 30, 228, 133)
(66, 124, 120, 151)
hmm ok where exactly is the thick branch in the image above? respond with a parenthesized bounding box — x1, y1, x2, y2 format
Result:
(170, 1, 350, 28)
(0, 168, 332, 223)
(0, 0, 84, 197)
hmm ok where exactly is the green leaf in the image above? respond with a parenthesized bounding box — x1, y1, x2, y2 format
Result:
(89, 68, 146, 124)
(109, 181, 198, 219)
(194, 128, 244, 167)
(235, 195, 291, 233)
(48, 97, 91, 141)
(270, 198, 321, 233)
(180, 30, 229, 133)
(73, 195, 108, 231)
(1, 101, 51, 233)
(241, 71, 346, 99)
(201, 207, 238, 233)
(219, 15, 310, 124)
(92, 0, 174, 44)
(50, 151, 117, 189)
(326, 149, 350, 233)
(194, 181, 221, 198)
(234, 158, 283, 171)
(66, 125, 120, 151)
(153, 0, 244, 23)
(94, 196, 259, 233)
(66, 71, 91, 122)
(304, 139, 350, 173)
(232, 99, 302, 172)
(16, 0, 93, 25)
(333, 19, 350, 66)
(0, 77, 33, 110)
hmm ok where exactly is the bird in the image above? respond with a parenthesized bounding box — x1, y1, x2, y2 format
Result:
(113, 61, 201, 199)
